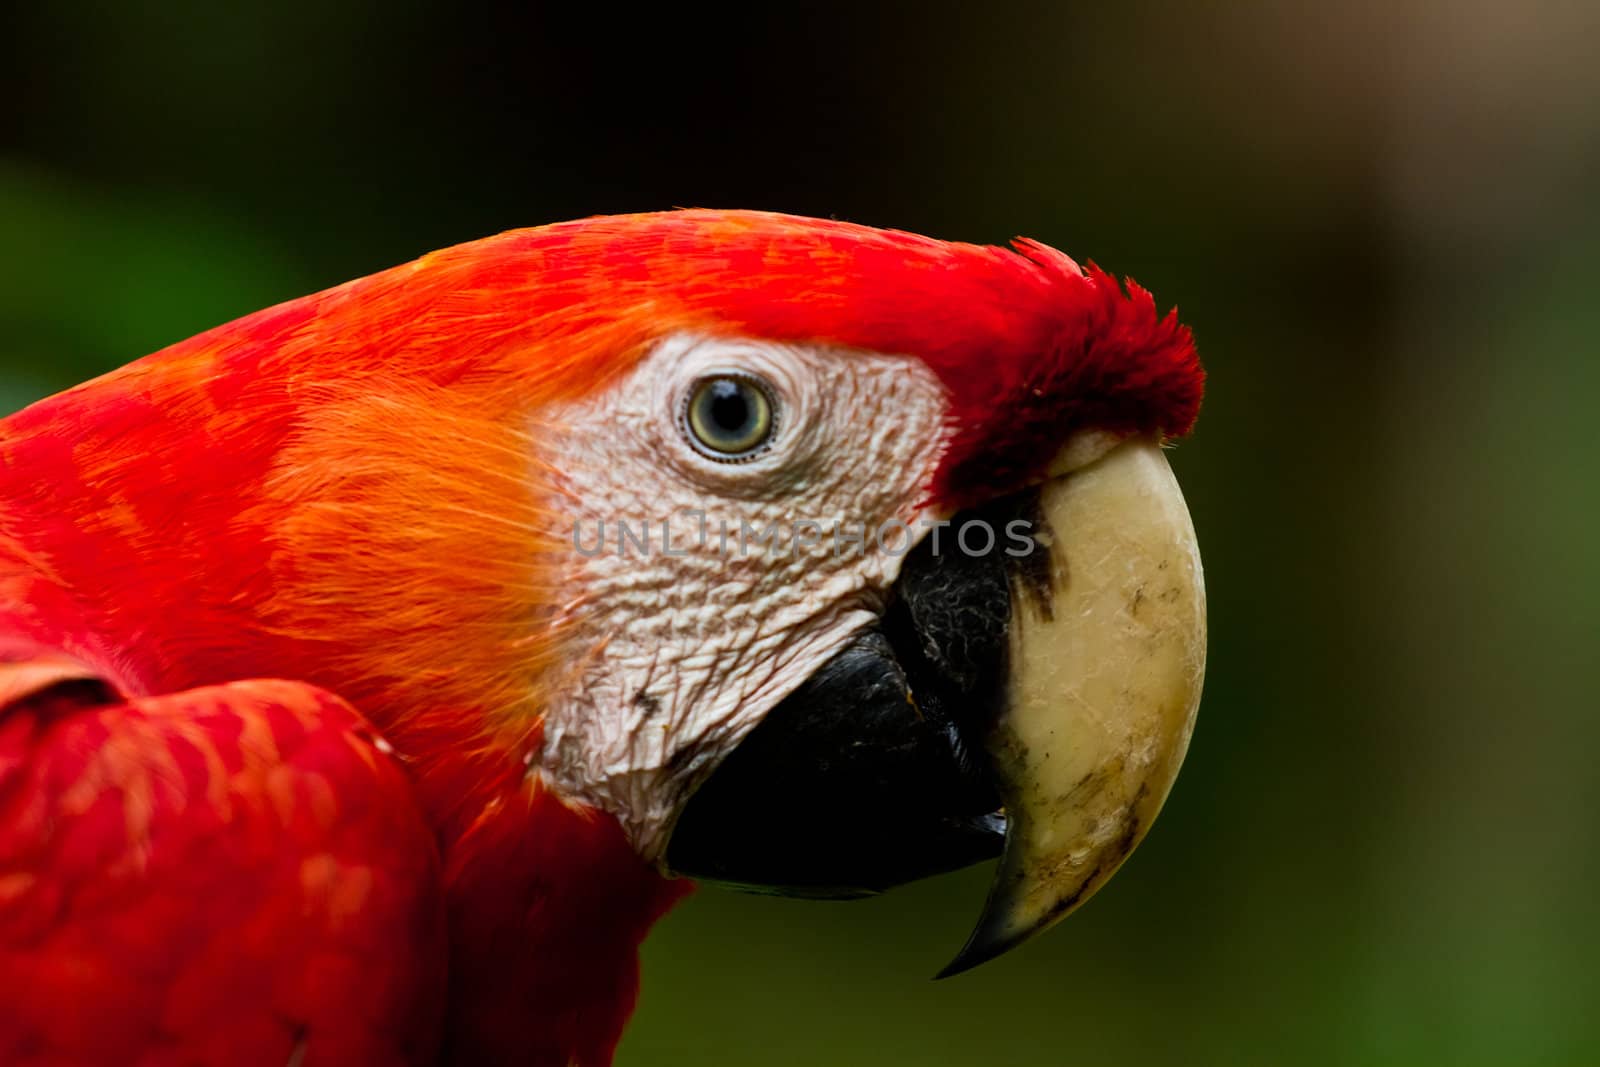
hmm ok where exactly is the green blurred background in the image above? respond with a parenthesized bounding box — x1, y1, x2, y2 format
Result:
(4, 3, 1597, 1064)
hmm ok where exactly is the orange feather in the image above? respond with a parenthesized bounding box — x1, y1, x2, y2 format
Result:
(0, 209, 1201, 1066)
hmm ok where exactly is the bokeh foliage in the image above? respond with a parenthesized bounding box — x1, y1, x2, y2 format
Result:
(4, 3, 1597, 1064)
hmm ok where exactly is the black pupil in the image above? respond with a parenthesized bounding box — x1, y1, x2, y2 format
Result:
(706, 380, 753, 437)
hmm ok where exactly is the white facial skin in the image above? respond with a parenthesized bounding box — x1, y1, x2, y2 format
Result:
(536, 334, 953, 859)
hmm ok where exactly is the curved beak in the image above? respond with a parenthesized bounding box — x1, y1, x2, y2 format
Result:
(940, 435, 1206, 975)
(664, 436, 1205, 975)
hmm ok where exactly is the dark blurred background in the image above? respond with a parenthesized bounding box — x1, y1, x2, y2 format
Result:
(5, 3, 1598, 1064)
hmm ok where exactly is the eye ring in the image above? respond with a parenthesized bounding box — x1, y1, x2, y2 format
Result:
(682, 373, 779, 460)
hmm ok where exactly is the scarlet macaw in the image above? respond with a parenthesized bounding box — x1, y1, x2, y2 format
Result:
(0, 210, 1205, 1066)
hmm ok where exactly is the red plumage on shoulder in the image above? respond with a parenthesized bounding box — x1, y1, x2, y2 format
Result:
(0, 672, 446, 1066)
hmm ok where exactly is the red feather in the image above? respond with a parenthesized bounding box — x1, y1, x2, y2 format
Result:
(0, 209, 1202, 1066)
(0, 669, 446, 1065)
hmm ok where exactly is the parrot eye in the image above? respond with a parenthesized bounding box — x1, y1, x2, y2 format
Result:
(683, 374, 777, 459)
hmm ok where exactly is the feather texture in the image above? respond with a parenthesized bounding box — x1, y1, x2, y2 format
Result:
(0, 670, 446, 1065)
(0, 209, 1202, 1065)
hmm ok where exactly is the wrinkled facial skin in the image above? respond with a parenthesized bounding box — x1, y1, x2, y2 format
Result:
(536, 334, 953, 857)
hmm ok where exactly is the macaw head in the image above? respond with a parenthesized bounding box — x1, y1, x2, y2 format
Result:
(486, 211, 1206, 968)
(11, 209, 1204, 1063)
